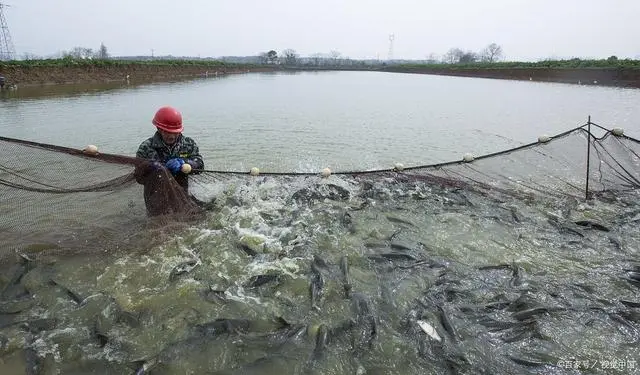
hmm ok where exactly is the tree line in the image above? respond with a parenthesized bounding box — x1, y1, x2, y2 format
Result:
(255, 43, 504, 67)
(22, 43, 110, 60)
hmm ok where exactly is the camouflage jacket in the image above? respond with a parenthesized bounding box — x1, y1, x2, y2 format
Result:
(134, 132, 205, 195)
(136, 131, 204, 170)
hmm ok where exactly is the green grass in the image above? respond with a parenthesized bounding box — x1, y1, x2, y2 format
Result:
(3, 57, 640, 70)
(0, 57, 262, 69)
(386, 58, 640, 70)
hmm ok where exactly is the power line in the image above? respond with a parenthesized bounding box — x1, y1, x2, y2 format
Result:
(0, 3, 16, 60)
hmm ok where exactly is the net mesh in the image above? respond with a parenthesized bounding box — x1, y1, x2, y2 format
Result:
(1, 121, 639, 263)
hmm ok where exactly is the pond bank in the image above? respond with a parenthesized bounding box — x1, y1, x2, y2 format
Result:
(379, 66, 640, 88)
(0, 63, 275, 87)
(2, 60, 640, 89)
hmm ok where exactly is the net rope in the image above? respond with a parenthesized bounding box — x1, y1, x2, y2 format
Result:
(1, 120, 639, 262)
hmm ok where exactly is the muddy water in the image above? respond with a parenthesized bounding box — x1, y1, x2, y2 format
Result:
(1, 72, 640, 374)
(1, 173, 639, 374)
(1, 70, 640, 171)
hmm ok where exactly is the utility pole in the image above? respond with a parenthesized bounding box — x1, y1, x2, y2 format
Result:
(387, 34, 395, 61)
(0, 3, 16, 61)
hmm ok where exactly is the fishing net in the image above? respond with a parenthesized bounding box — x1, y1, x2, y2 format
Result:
(1, 121, 639, 263)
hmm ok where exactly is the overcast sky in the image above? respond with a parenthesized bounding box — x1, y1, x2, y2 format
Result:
(5, 0, 639, 61)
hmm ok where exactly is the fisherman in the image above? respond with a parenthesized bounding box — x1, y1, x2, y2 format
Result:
(0, 76, 5, 89)
(134, 105, 205, 216)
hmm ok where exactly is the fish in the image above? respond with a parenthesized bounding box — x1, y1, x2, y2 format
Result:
(199, 286, 227, 303)
(19, 318, 57, 334)
(48, 279, 85, 305)
(385, 215, 418, 227)
(368, 252, 420, 262)
(193, 318, 252, 337)
(478, 264, 513, 271)
(574, 220, 610, 232)
(395, 260, 434, 270)
(94, 315, 110, 347)
(309, 262, 325, 310)
(0, 334, 8, 352)
(244, 274, 281, 289)
(389, 242, 414, 251)
(312, 324, 330, 361)
(238, 243, 258, 257)
(350, 293, 377, 352)
(508, 354, 554, 367)
(388, 229, 403, 241)
(117, 310, 142, 328)
(0, 255, 34, 300)
(437, 305, 458, 342)
(312, 255, 331, 270)
(342, 211, 355, 233)
(509, 263, 523, 288)
(499, 323, 537, 343)
(0, 297, 36, 314)
(340, 256, 352, 299)
(620, 300, 640, 308)
(510, 206, 523, 223)
(291, 183, 350, 202)
(547, 219, 585, 237)
(477, 317, 529, 332)
(512, 307, 563, 321)
(169, 259, 199, 282)
(506, 293, 539, 313)
(416, 320, 442, 342)
(130, 356, 160, 375)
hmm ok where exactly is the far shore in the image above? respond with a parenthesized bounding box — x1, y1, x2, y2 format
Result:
(1, 58, 640, 89)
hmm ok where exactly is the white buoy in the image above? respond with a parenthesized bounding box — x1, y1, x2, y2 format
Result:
(538, 134, 552, 143)
(180, 163, 192, 174)
(83, 144, 99, 156)
(462, 153, 474, 162)
(321, 167, 331, 178)
(394, 163, 404, 171)
(612, 127, 624, 136)
(250, 167, 260, 176)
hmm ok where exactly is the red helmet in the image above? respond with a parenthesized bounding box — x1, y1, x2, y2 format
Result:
(152, 106, 183, 133)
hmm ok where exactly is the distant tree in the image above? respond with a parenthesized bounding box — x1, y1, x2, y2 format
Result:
(329, 50, 341, 65)
(310, 53, 323, 66)
(459, 51, 478, 63)
(258, 52, 269, 64)
(267, 50, 278, 64)
(96, 43, 109, 59)
(607, 55, 618, 62)
(443, 48, 464, 64)
(282, 49, 298, 65)
(22, 52, 40, 60)
(425, 53, 440, 63)
(480, 43, 503, 63)
(65, 47, 94, 59)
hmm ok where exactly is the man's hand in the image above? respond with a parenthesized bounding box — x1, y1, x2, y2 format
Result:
(165, 158, 184, 174)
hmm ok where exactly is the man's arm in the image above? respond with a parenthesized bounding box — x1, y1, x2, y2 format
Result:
(136, 139, 159, 160)
(134, 139, 160, 184)
(183, 137, 204, 172)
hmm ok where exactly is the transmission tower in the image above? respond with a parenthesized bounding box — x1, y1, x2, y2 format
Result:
(0, 3, 16, 61)
(387, 34, 395, 61)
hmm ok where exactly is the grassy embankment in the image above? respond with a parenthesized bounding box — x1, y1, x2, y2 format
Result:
(0, 58, 271, 86)
(381, 58, 640, 88)
(2, 57, 640, 88)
